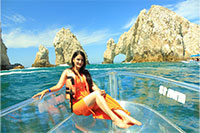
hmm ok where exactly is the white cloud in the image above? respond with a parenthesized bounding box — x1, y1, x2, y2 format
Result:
(2, 10, 119, 48)
(1, 23, 12, 28)
(2, 27, 62, 48)
(122, 16, 137, 29)
(75, 29, 121, 45)
(2, 26, 120, 48)
(3, 13, 26, 24)
(165, 0, 200, 23)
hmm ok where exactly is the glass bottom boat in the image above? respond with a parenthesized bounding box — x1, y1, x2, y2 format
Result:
(1, 72, 199, 132)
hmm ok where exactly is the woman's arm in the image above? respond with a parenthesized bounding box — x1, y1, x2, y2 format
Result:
(50, 69, 69, 92)
(92, 82, 106, 96)
(32, 69, 68, 99)
(92, 82, 101, 91)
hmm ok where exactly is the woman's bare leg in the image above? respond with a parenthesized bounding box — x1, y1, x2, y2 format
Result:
(113, 110, 142, 126)
(83, 91, 130, 128)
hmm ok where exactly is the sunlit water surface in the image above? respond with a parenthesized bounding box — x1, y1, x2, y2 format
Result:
(1, 62, 199, 132)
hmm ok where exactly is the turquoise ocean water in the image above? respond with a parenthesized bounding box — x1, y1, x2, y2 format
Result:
(1, 62, 200, 132)
(1, 62, 199, 110)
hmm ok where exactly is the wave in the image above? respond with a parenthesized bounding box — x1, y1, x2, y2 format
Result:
(25, 67, 42, 70)
(89, 67, 163, 71)
(0, 70, 49, 76)
(88, 66, 192, 72)
(59, 64, 69, 66)
(89, 68, 113, 71)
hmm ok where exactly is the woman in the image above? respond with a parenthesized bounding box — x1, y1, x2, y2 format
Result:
(33, 51, 142, 128)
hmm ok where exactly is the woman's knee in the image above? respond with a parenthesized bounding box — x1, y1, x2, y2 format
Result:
(84, 91, 100, 101)
(93, 90, 101, 97)
(83, 92, 97, 106)
(86, 91, 102, 102)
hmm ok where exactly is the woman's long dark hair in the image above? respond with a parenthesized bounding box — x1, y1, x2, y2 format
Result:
(71, 51, 93, 93)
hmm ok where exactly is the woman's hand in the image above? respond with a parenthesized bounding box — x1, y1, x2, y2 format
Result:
(32, 89, 48, 99)
(100, 90, 106, 96)
(92, 83, 106, 96)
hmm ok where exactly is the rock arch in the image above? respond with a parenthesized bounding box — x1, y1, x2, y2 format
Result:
(102, 37, 132, 64)
(103, 5, 200, 64)
(113, 54, 126, 63)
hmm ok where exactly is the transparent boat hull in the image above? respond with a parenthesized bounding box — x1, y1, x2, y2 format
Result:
(1, 71, 199, 132)
(50, 101, 183, 133)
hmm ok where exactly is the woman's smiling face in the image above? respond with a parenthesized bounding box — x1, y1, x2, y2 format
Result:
(73, 54, 84, 70)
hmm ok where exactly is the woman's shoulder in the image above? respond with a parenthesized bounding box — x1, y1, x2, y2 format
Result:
(64, 68, 73, 74)
(64, 68, 76, 77)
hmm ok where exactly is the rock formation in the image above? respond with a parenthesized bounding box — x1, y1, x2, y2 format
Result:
(103, 38, 117, 64)
(1, 36, 11, 69)
(32, 45, 54, 67)
(103, 5, 200, 63)
(53, 28, 89, 65)
(1, 29, 24, 70)
(12, 64, 25, 69)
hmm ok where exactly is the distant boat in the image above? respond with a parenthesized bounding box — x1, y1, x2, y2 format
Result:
(190, 54, 200, 63)
(190, 54, 200, 57)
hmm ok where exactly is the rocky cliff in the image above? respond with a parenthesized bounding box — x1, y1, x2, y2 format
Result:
(1, 30, 24, 70)
(103, 38, 117, 64)
(1, 36, 11, 68)
(32, 45, 54, 67)
(53, 28, 89, 65)
(103, 5, 200, 63)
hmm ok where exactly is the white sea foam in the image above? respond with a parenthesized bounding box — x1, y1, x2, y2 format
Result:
(89, 68, 113, 71)
(88, 66, 188, 72)
(25, 67, 41, 70)
(0, 70, 49, 76)
(89, 67, 159, 71)
(59, 64, 69, 66)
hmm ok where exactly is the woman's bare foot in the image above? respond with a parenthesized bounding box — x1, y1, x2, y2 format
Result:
(113, 119, 131, 128)
(123, 115, 142, 126)
(114, 110, 142, 126)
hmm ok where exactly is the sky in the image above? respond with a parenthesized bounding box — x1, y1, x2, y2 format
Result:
(1, 0, 200, 67)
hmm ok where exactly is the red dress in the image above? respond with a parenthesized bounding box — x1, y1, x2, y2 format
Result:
(70, 74, 130, 119)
